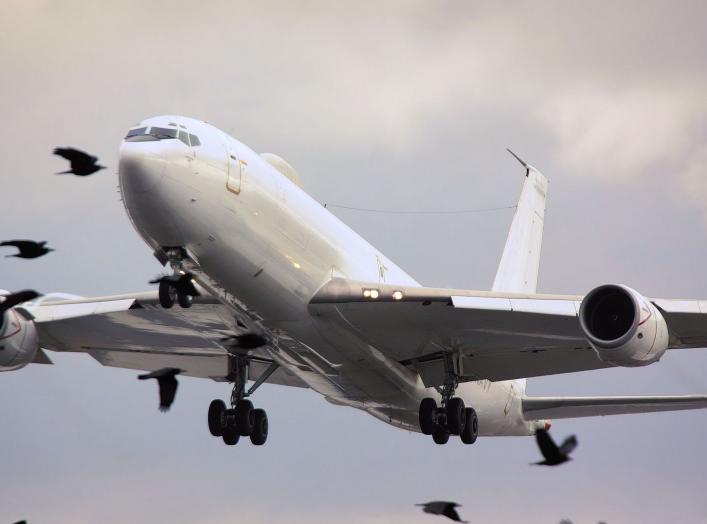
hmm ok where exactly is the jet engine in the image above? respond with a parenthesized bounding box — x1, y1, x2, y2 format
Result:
(579, 284, 669, 367)
(0, 300, 39, 371)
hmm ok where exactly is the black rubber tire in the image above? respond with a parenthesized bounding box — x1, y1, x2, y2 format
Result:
(432, 425, 450, 445)
(208, 399, 226, 437)
(447, 397, 466, 435)
(236, 399, 254, 436)
(250, 408, 268, 445)
(177, 290, 193, 308)
(419, 398, 437, 435)
(158, 280, 176, 309)
(222, 425, 240, 445)
(460, 407, 478, 445)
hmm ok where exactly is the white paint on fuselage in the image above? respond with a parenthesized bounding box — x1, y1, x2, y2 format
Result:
(119, 115, 537, 436)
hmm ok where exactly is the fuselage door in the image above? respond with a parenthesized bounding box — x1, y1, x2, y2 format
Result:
(227, 152, 242, 194)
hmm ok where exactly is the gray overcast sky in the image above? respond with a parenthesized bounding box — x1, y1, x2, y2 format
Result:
(2, 1, 707, 523)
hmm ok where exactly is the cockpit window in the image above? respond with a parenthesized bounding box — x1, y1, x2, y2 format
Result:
(149, 127, 178, 139)
(123, 125, 200, 146)
(125, 127, 147, 138)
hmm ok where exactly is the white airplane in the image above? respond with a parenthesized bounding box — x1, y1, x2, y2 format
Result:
(3, 115, 707, 446)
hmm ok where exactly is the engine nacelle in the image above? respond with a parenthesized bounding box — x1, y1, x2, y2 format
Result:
(579, 284, 669, 367)
(0, 308, 39, 371)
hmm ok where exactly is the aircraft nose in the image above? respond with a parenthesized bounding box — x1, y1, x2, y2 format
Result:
(118, 141, 167, 194)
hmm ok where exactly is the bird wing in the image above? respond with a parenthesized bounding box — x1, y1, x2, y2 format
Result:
(558, 435, 578, 456)
(0, 240, 36, 251)
(53, 147, 96, 164)
(158, 374, 179, 411)
(442, 505, 465, 522)
(138, 367, 181, 380)
(0, 290, 40, 315)
(535, 429, 560, 460)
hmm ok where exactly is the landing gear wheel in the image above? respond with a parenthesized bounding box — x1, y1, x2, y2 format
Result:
(222, 424, 240, 445)
(460, 407, 478, 445)
(208, 399, 226, 436)
(250, 408, 268, 445)
(158, 280, 176, 309)
(236, 399, 254, 436)
(419, 398, 437, 435)
(432, 425, 450, 445)
(447, 397, 466, 435)
(177, 290, 193, 308)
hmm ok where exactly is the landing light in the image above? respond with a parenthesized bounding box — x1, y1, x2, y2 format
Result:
(369, 289, 380, 299)
(392, 290, 403, 300)
(362, 289, 380, 299)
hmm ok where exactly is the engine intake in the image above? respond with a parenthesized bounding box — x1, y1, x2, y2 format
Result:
(0, 301, 39, 371)
(579, 284, 668, 366)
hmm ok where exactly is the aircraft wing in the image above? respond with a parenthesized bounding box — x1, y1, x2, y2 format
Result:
(28, 292, 308, 388)
(309, 278, 707, 386)
(523, 395, 707, 419)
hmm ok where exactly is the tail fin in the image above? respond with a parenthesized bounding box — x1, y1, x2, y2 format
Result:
(492, 150, 548, 294)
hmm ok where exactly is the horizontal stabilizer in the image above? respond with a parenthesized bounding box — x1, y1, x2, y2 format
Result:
(523, 395, 707, 420)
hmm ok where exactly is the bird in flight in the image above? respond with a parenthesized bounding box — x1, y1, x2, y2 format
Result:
(53, 147, 105, 176)
(533, 428, 578, 466)
(416, 501, 468, 523)
(0, 240, 54, 259)
(0, 290, 41, 316)
(138, 368, 181, 412)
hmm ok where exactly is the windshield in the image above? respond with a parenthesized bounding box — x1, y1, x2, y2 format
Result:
(124, 126, 201, 146)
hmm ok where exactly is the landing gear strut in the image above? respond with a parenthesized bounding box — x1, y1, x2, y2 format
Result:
(418, 355, 478, 445)
(207, 355, 278, 446)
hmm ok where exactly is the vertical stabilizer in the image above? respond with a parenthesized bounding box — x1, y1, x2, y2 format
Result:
(492, 150, 548, 294)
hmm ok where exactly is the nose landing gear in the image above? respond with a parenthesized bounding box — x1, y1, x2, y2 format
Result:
(157, 273, 198, 309)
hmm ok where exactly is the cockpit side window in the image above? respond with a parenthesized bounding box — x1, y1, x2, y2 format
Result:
(188, 134, 201, 146)
(178, 129, 190, 146)
(125, 127, 147, 138)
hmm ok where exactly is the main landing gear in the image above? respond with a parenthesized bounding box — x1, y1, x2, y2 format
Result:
(419, 358, 479, 445)
(207, 355, 278, 446)
(419, 395, 478, 445)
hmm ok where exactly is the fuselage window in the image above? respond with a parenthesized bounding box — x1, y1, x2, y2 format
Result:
(125, 127, 147, 138)
(149, 127, 178, 140)
(188, 134, 201, 146)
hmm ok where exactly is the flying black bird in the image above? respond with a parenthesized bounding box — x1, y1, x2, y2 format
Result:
(138, 367, 181, 412)
(0, 290, 40, 316)
(416, 501, 468, 523)
(533, 428, 578, 466)
(0, 240, 54, 259)
(53, 147, 105, 176)
(222, 332, 269, 350)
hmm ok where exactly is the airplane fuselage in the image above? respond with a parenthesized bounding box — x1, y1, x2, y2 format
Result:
(118, 115, 536, 436)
